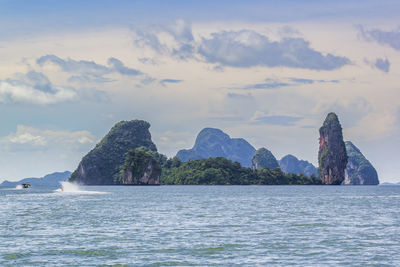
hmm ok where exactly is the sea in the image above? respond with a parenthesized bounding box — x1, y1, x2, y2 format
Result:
(0, 183, 399, 266)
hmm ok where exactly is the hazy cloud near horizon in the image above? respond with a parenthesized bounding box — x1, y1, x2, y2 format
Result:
(0, 125, 97, 150)
(234, 77, 339, 90)
(0, 71, 77, 105)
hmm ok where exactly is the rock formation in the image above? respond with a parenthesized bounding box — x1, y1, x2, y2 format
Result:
(176, 128, 256, 167)
(69, 120, 158, 185)
(251, 148, 279, 170)
(343, 141, 379, 185)
(121, 149, 161, 185)
(318, 112, 348, 185)
(279, 155, 318, 176)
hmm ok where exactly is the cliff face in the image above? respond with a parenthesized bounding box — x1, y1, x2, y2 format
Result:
(176, 128, 256, 167)
(318, 113, 348, 185)
(251, 148, 279, 170)
(69, 120, 158, 185)
(344, 141, 379, 185)
(121, 149, 161, 185)
(279, 155, 318, 176)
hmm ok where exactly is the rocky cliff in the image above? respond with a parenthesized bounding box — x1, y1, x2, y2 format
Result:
(251, 148, 279, 170)
(343, 141, 379, 185)
(176, 128, 256, 167)
(279, 155, 318, 176)
(121, 149, 161, 185)
(318, 113, 348, 185)
(69, 120, 158, 185)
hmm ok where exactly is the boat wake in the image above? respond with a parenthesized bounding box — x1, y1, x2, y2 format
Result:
(54, 181, 106, 194)
(15, 185, 23, 190)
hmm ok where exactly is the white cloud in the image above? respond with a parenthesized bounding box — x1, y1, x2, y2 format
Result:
(152, 130, 194, 157)
(9, 132, 46, 146)
(345, 110, 398, 141)
(0, 125, 99, 181)
(1, 125, 97, 151)
(0, 70, 112, 104)
(133, 19, 195, 60)
(0, 76, 77, 105)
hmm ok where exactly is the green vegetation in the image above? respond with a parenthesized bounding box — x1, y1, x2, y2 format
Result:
(319, 148, 329, 168)
(176, 128, 256, 167)
(345, 141, 379, 185)
(318, 112, 348, 184)
(252, 148, 279, 170)
(319, 112, 340, 134)
(279, 154, 318, 176)
(117, 148, 162, 184)
(161, 157, 321, 185)
(69, 120, 157, 185)
(69, 119, 322, 186)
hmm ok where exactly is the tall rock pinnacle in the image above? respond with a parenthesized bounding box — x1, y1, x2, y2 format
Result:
(318, 113, 348, 185)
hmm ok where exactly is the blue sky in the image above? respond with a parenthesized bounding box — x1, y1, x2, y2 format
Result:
(1, 0, 400, 182)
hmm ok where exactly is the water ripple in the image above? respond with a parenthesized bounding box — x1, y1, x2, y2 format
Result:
(0, 185, 399, 266)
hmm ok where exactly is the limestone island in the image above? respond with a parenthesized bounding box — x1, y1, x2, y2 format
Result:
(68, 113, 379, 186)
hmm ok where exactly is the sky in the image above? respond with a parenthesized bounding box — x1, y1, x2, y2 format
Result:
(1, 0, 400, 182)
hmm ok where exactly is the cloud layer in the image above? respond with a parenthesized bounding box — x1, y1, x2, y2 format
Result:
(374, 58, 390, 73)
(1, 125, 97, 151)
(198, 30, 350, 70)
(236, 77, 339, 90)
(159, 79, 183, 86)
(360, 26, 400, 51)
(133, 21, 350, 70)
(37, 55, 145, 83)
(0, 71, 77, 105)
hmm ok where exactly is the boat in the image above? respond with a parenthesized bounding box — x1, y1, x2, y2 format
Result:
(21, 183, 31, 189)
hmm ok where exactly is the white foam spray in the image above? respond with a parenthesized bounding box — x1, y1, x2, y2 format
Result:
(55, 181, 106, 194)
(59, 181, 80, 192)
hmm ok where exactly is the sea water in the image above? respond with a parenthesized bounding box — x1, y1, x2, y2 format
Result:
(0, 185, 399, 266)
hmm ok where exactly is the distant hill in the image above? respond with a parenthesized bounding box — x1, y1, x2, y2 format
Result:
(0, 171, 71, 188)
(252, 148, 279, 170)
(161, 157, 321, 185)
(279, 154, 318, 176)
(343, 141, 379, 185)
(176, 128, 256, 167)
(379, 182, 400, 186)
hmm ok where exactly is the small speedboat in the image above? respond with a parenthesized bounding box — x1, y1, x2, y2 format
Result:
(21, 183, 31, 189)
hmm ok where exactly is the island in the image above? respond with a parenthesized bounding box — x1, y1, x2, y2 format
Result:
(67, 112, 379, 186)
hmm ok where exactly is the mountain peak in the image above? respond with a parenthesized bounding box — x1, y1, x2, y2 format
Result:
(177, 127, 255, 167)
(69, 119, 158, 185)
(344, 141, 379, 185)
(279, 154, 318, 176)
(318, 113, 347, 185)
(251, 148, 279, 170)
